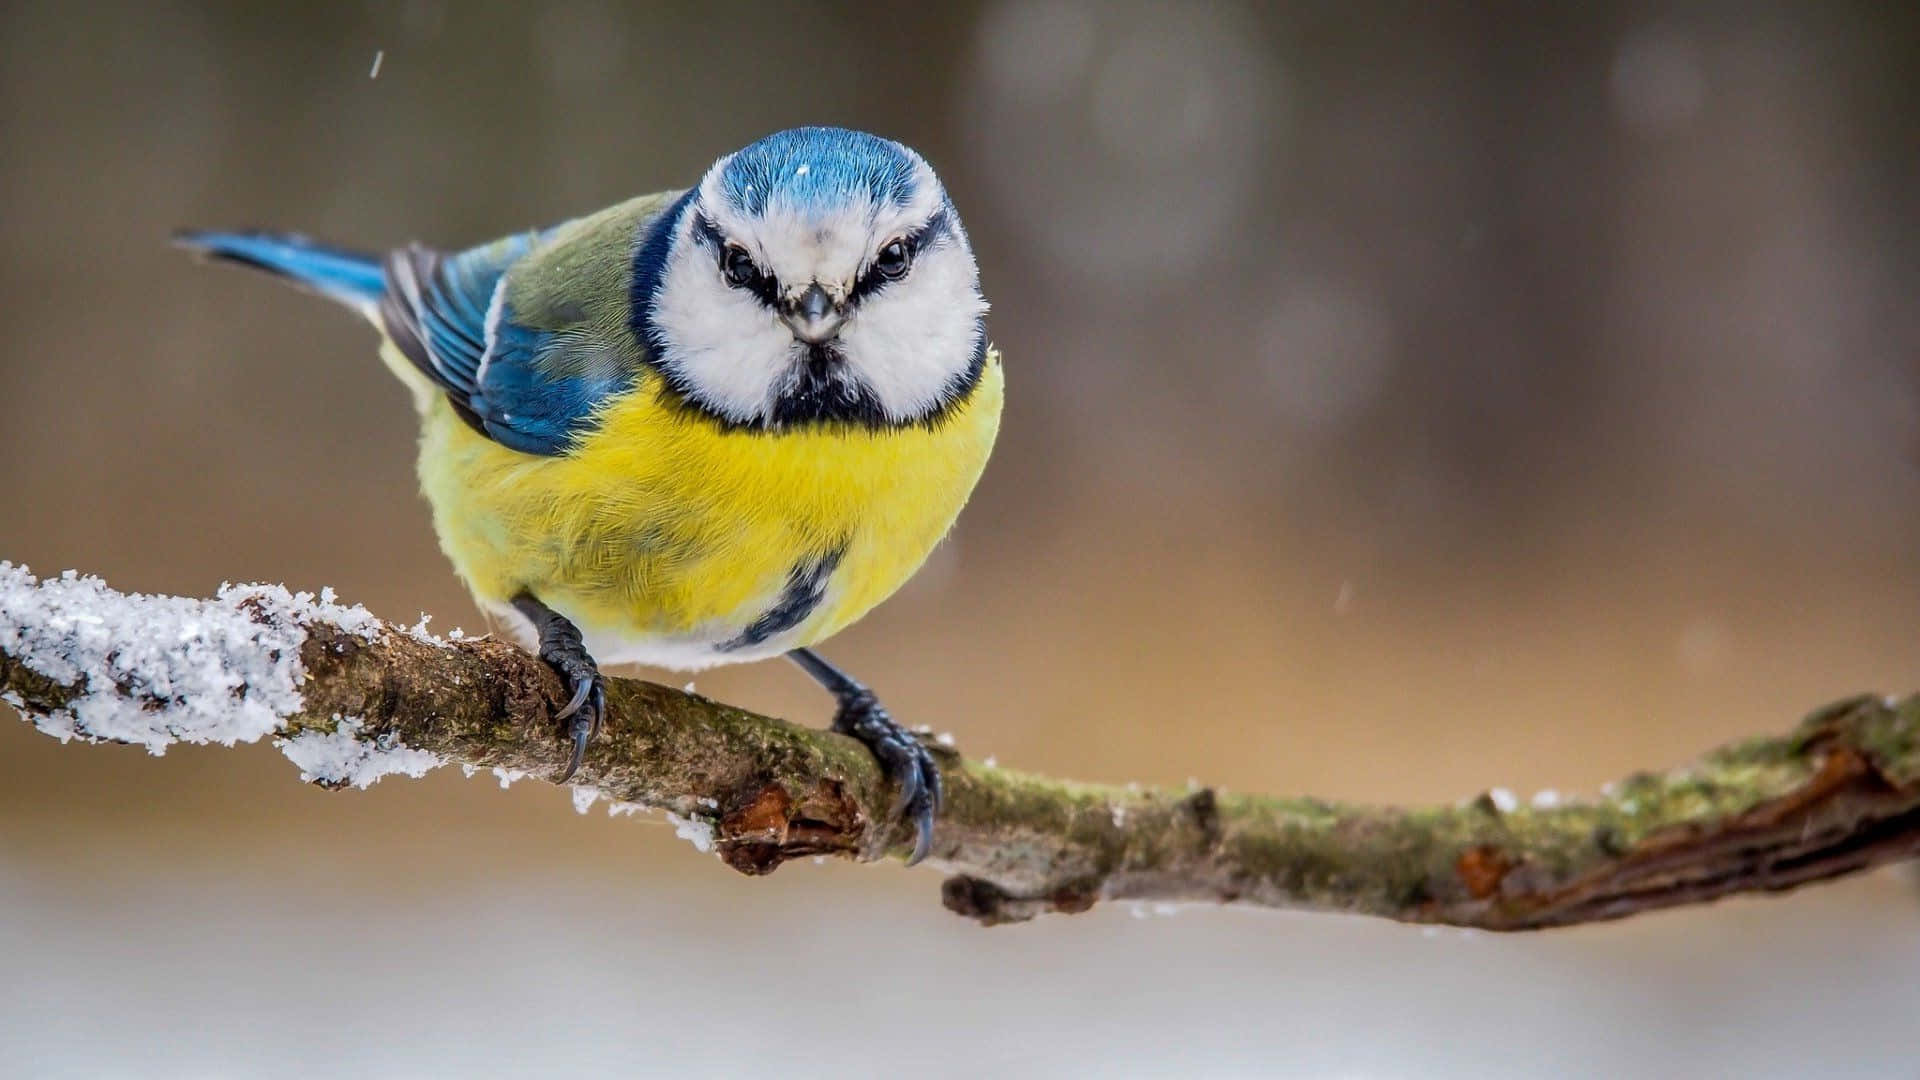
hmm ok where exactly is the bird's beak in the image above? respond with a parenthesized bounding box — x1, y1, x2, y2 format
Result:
(780, 283, 847, 345)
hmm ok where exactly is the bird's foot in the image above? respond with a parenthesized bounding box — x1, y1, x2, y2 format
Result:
(541, 643, 603, 782)
(832, 689, 942, 865)
(513, 591, 603, 782)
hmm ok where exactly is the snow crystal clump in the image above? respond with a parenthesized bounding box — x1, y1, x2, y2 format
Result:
(402, 612, 442, 644)
(666, 811, 715, 853)
(278, 716, 441, 788)
(0, 563, 378, 753)
(254, 583, 382, 643)
(561, 783, 649, 817)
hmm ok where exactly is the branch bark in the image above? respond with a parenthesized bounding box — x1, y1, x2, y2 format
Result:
(3, 567, 1917, 927)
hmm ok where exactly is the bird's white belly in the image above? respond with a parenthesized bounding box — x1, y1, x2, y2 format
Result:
(484, 599, 812, 674)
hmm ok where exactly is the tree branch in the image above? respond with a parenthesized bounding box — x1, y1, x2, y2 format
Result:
(3, 564, 1916, 927)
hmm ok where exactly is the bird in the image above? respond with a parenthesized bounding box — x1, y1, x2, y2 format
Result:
(176, 126, 1001, 864)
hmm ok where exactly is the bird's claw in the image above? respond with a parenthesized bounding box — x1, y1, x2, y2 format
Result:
(542, 649, 603, 783)
(557, 675, 594, 719)
(832, 690, 942, 865)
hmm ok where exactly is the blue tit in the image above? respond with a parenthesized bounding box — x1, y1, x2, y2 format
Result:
(177, 127, 1002, 862)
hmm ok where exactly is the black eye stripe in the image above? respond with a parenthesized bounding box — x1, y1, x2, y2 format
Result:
(692, 213, 780, 306)
(691, 213, 727, 253)
(848, 209, 953, 306)
(906, 209, 952, 256)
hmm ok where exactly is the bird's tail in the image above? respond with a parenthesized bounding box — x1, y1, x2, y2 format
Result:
(173, 230, 386, 318)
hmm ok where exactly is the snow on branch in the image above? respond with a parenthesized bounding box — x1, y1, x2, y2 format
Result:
(3, 563, 1917, 927)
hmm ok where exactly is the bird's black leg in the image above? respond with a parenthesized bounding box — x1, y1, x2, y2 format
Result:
(511, 592, 603, 782)
(788, 647, 942, 865)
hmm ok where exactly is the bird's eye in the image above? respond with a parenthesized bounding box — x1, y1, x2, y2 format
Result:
(873, 239, 911, 281)
(721, 244, 756, 288)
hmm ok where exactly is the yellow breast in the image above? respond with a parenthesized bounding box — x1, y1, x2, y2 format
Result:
(407, 349, 1003, 668)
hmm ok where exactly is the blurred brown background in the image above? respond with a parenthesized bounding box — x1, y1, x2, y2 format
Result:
(3, 1, 1918, 1076)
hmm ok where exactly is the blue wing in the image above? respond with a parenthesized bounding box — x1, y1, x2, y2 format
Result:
(381, 235, 610, 457)
(182, 222, 642, 458)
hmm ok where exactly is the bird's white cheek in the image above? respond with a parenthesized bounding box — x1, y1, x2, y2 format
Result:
(652, 260, 793, 422)
(843, 255, 986, 420)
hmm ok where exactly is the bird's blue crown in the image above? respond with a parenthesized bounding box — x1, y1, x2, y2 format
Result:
(715, 127, 920, 216)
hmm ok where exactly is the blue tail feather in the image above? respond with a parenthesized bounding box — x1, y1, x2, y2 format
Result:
(173, 229, 386, 309)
